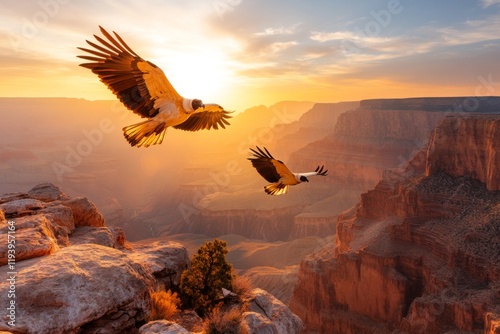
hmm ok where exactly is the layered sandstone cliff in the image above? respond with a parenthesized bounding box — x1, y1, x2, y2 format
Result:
(426, 115, 500, 191)
(272, 101, 359, 160)
(290, 115, 500, 333)
(289, 97, 500, 191)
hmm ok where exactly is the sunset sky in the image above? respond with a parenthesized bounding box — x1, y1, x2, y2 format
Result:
(2, 0, 500, 112)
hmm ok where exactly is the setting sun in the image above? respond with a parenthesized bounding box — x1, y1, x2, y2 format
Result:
(159, 49, 233, 102)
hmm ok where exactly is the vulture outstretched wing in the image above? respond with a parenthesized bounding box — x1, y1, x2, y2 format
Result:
(174, 104, 232, 131)
(78, 26, 181, 118)
(248, 146, 294, 182)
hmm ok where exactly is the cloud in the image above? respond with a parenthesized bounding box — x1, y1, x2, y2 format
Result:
(481, 0, 500, 7)
(436, 15, 500, 46)
(310, 31, 358, 42)
(309, 12, 500, 67)
(310, 30, 406, 58)
(267, 41, 298, 53)
(254, 23, 302, 36)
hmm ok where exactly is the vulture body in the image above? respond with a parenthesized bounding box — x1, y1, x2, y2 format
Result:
(248, 146, 328, 195)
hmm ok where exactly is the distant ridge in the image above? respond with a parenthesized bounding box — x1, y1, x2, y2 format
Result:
(360, 96, 500, 112)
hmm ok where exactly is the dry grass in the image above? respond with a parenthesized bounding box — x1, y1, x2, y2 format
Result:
(232, 275, 253, 300)
(203, 306, 248, 334)
(149, 290, 181, 321)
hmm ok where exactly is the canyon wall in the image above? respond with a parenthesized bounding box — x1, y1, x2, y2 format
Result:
(184, 206, 306, 241)
(426, 115, 500, 191)
(289, 97, 500, 191)
(290, 115, 500, 333)
(272, 101, 359, 160)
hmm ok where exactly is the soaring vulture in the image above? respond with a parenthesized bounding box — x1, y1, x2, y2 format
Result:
(248, 146, 328, 195)
(78, 26, 232, 148)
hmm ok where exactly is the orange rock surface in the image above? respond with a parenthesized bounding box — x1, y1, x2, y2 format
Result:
(290, 115, 500, 333)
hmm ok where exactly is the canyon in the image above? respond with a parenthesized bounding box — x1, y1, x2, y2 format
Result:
(1, 97, 499, 333)
(171, 97, 500, 244)
(289, 114, 500, 333)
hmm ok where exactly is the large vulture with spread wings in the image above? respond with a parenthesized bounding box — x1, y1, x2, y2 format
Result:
(78, 26, 232, 148)
(248, 146, 328, 195)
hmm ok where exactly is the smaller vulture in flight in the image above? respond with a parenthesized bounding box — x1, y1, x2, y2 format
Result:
(248, 146, 328, 195)
(78, 26, 232, 148)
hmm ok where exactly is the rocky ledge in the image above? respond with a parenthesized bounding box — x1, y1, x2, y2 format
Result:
(290, 115, 500, 333)
(0, 183, 189, 334)
(0, 183, 301, 334)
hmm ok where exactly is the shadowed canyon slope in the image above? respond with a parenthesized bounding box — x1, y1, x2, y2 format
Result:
(290, 114, 500, 333)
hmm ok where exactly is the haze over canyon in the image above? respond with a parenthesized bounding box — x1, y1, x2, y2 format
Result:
(0, 96, 499, 333)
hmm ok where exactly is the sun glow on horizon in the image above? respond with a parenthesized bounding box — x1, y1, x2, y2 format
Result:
(157, 49, 234, 102)
(1, 1, 499, 113)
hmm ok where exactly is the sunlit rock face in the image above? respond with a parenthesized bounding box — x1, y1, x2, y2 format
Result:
(0, 183, 189, 334)
(290, 115, 500, 334)
(242, 288, 303, 334)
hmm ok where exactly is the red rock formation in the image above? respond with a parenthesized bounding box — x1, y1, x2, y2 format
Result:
(273, 101, 359, 160)
(290, 115, 500, 333)
(289, 214, 337, 239)
(63, 196, 106, 227)
(426, 115, 500, 191)
(139, 320, 191, 334)
(288, 98, 459, 191)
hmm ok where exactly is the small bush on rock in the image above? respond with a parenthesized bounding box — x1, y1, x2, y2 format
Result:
(203, 306, 248, 334)
(149, 290, 181, 321)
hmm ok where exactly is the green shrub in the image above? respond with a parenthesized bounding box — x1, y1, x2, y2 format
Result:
(180, 238, 234, 316)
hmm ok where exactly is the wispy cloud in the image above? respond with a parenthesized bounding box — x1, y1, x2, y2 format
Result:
(254, 23, 301, 36)
(309, 12, 500, 65)
(2, 0, 500, 108)
(267, 41, 298, 53)
(310, 30, 403, 55)
(310, 31, 358, 42)
(436, 15, 500, 46)
(482, 0, 500, 7)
